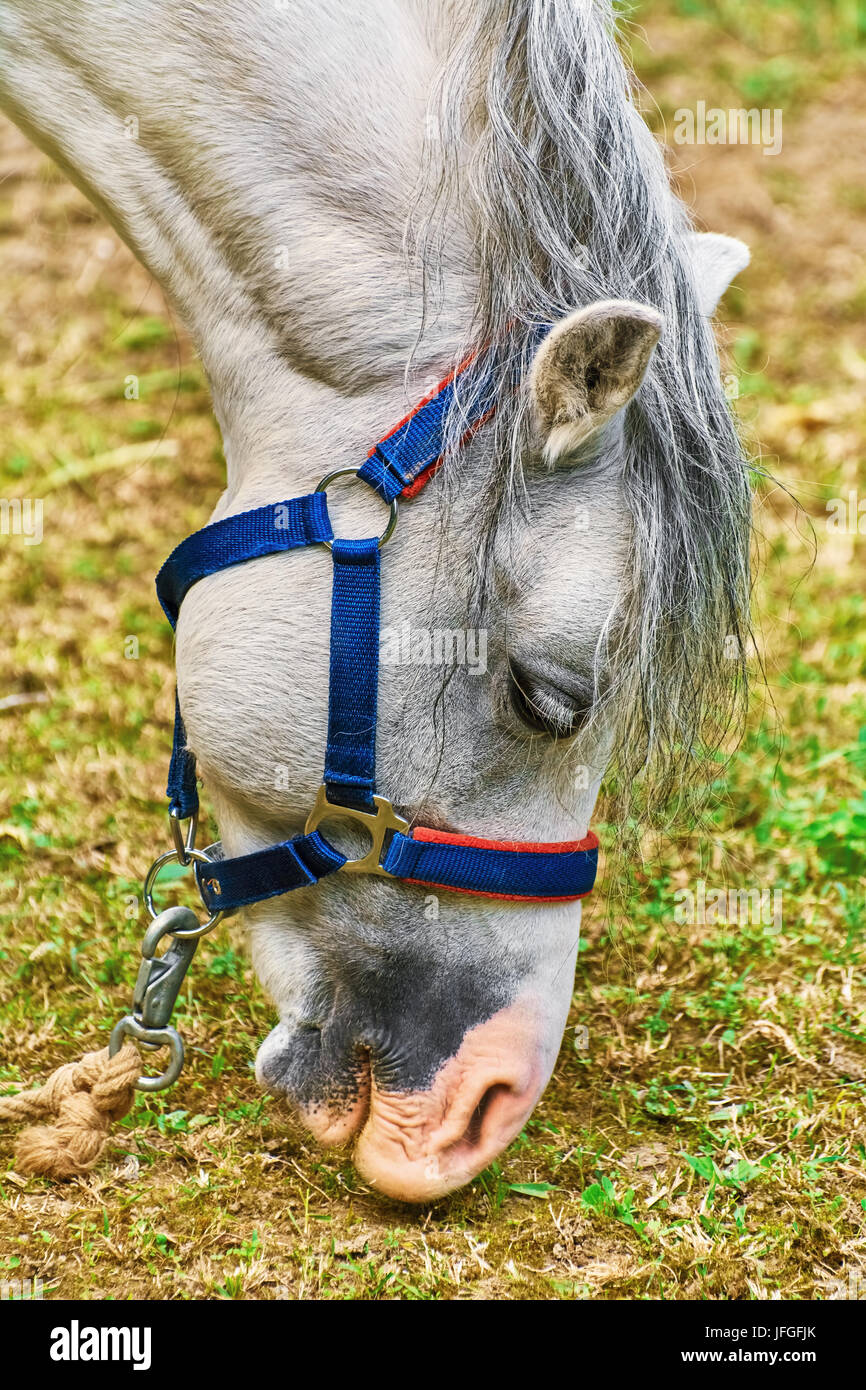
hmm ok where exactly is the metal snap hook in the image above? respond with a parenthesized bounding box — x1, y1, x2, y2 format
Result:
(315, 466, 399, 550)
(109, 906, 201, 1092)
(168, 806, 198, 865)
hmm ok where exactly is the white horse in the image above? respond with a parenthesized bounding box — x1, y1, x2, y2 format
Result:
(0, 0, 751, 1200)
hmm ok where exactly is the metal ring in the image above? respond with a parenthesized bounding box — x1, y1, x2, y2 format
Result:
(315, 466, 399, 550)
(143, 848, 223, 937)
(109, 1016, 185, 1092)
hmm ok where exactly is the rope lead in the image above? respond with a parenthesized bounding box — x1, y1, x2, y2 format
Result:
(0, 1042, 141, 1179)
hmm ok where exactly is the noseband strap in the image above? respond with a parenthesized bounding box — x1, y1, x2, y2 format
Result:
(382, 828, 598, 902)
(155, 358, 598, 911)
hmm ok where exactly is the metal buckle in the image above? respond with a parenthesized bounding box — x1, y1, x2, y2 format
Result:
(314, 466, 398, 550)
(304, 785, 409, 876)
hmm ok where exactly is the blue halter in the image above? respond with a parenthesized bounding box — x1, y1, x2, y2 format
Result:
(153, 362, 598, 915)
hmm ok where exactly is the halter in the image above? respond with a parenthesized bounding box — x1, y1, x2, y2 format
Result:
(147, 359, 599, 926)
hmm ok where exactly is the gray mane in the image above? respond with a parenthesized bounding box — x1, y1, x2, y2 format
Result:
(415, 0, 752, 833)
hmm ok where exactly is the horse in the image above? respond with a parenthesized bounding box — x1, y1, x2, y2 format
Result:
(0, 0, 752, 1201)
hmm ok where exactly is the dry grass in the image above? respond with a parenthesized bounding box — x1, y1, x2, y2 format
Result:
(1, 1, 864, 1300)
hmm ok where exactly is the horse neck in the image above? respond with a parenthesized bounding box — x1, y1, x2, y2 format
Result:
(0, 1, 477, 501)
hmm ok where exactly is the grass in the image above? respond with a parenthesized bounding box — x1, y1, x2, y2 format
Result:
(0, 1, 864, 1299)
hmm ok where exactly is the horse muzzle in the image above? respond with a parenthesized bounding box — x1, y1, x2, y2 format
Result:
(256, 992, 558, 1202)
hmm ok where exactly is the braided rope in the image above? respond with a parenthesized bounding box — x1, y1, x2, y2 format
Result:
(0, 1042, 141, 1178)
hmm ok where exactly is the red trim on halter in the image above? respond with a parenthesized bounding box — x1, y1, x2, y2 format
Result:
(410, 825, 599, 855)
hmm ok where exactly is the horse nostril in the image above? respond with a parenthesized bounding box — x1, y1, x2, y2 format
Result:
(462, 1082, 514, 1150)
(351, 999, 555, 1200)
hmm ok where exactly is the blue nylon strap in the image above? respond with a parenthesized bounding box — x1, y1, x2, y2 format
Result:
(381, 833, 598, 900)
(156, 493, 333, 627)
(167, 691, 199, 820)
(192, 828, 596, 913)
(357, 381, 453, 501)
(157, 493, 333, 820)
(324, 537, 381, 810)
(356, 450, 404, 503)
(195, 831, 346, 914)
(357, 368, 497, 502)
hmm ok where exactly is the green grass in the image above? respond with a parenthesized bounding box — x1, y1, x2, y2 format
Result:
(0, 1, 864, 1299)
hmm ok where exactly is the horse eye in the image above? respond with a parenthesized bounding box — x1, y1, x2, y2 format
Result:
(508, 662, 592, 739)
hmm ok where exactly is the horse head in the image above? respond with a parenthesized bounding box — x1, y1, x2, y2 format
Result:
(0, 0, 751, 1200)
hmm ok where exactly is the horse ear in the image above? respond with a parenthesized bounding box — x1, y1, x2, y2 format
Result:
(529, 300, 662, 463)
(687, 232, 750, 316)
